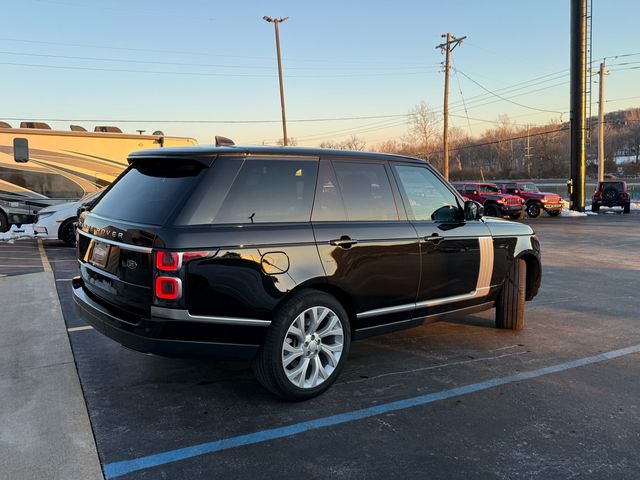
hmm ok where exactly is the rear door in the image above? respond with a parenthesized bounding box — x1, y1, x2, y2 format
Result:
(311, 158, 420, 328)
(390, 163, 492, 316)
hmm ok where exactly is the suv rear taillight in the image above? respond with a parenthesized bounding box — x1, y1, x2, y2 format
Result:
(153, 250, 210, 306)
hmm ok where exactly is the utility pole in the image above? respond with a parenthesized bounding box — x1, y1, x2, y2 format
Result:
(525, 125, 532, 176)
(569, 0, 587, 211)
(436, 33, 466, 180)
(263, 16, 289, 145)
(593, 61, 609, 182)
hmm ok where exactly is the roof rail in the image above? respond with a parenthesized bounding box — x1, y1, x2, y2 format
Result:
(215, 136, 235, 147)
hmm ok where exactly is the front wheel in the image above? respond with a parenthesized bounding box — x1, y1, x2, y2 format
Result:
(547, 210, 561, 217)
(484, 204, 500, 217)
(526, 202, 542, 218)
(253, 290, 351, 401)
(0, 211, 9, 233)
(59, 218, 77, 246)
(496, 258, 527, 330)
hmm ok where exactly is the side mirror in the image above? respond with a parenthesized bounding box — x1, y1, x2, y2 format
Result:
(464, 200, 484, 221)
(13, 138, 29, 163)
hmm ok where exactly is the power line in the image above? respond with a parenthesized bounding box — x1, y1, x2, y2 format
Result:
(424, 127, 569, 156)
(0, 49, 439, 72)
(0, 114, 409, 124)
(0, 37, 437, 68)
(0, 61, 440, 78)
(455, 69, 566, 115)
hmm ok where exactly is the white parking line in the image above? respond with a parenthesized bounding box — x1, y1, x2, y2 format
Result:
(67, 326, 94, 333)
(56, 278, 74, 282)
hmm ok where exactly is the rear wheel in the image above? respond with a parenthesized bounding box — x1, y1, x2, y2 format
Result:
(624, 202, 631, 214)
(253, 290, 350, 401)
(59, 218, 77, 246)
(509, 210, 524, 220)
(526, 202, 542, 218)
(484, 204, 500, 217)
(496, 259, 526, 330)
(0, 210, 9, 233)
(591, 204, 600, 213)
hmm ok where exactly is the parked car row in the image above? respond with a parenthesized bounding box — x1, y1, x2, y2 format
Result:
(452, 181, 563, 219)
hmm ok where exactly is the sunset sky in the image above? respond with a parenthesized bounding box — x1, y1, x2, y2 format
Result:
(3, 0, 640, 146)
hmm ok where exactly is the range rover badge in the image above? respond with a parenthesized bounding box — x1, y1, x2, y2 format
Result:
(126, 260, 138, 270)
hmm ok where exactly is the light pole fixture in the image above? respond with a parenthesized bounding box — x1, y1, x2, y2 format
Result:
(263, 15, 289, 146)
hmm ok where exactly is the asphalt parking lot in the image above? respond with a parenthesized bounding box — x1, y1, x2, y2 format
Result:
(6, 211, 640, 479)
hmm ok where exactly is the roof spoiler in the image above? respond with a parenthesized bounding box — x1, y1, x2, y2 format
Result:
(215, 136, 235, 147)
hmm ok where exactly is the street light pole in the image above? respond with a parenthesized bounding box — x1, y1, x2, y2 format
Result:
(263, 16, 289, 146)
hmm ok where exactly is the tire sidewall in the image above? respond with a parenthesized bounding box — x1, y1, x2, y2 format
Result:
(0, 211, 9, 233)
(262, 291, 351, 400)
(527, 202, 541, 218)
(59, 218, 77, 246)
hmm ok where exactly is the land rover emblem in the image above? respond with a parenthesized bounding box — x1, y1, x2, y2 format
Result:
(126, 260, 138, 270)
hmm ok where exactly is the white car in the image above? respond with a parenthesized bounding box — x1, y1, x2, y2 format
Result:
(34, 191, 102, 246)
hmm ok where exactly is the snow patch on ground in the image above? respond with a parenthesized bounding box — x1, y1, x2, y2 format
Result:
(560, 209, 597, 217)
(0, 225, 36, 243)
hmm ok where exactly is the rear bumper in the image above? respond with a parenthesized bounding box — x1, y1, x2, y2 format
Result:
(592, 200, 627, 207)
(72, 279, 261, 360)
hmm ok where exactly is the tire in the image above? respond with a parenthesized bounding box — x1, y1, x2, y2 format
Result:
(0, 210, 9, 233)
(59, 218, 77, 246)
(253, 290, 351, 401)
(547, 210, 561, 217)
(509, 210, 524, 220)
(591, 204, 600, 213)
(602, 187, 618, 202)
(484, 204, 500, 217)
(526, 202, 542, 218)
(496, 258, 526, 330)
(624, 202, 631, 214)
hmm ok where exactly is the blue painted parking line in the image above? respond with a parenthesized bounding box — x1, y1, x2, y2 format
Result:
(103, 343, 640, 479)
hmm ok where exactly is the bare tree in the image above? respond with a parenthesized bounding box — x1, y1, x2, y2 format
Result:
(342, 135, 367, 151)
(405, 101, 439, 167)
(277, 137, 298, 146)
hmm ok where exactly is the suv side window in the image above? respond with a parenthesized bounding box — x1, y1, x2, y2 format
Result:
(312, 160, 347, 221)
(393, 165, 460, 222)
(213, 157, 318, 224)
(332, 161, 398, 221)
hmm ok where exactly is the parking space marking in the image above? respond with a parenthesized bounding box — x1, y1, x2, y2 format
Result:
(56, 278, 74, 282)
(37, 239, 52, 273)
(102, 343, 640, 479)
(67, 326, 94, 333)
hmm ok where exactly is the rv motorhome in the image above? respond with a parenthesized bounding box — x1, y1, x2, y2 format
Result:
(0, 121, 197, 232)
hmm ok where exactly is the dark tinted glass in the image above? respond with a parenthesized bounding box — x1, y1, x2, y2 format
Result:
(333, 161, 398, 221)
(394, 165, 460, 222)
(91, 160, 206, 225)
(214, 158, 318, 224)
(312, 160, 347, 221)
(175, 157, 244, 225)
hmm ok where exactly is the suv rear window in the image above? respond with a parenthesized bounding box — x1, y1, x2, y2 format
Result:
(91, 159, 206, 225)
(599, 182, 624, 192)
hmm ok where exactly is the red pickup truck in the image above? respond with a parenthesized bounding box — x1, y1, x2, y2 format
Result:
(495, 181, 564, 218)
(452, 182, 525, 219)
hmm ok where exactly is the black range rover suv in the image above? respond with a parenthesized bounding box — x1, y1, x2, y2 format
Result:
(73, 145, 541, 400)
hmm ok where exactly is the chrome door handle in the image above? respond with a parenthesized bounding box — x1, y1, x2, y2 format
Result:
(329, 236, 358, 248)
(424, 234, 444, 244)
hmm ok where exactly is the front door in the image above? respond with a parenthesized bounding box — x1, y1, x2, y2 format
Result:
(311, 158, 420, 330)
(391, 164, 492, 316)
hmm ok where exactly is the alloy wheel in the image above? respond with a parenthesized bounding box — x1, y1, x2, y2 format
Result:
(281, 306, 344, 389)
